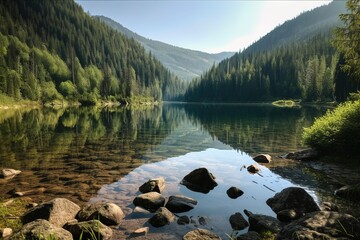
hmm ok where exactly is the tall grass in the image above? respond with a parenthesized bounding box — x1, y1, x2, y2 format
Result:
(303, 100, 360, 155)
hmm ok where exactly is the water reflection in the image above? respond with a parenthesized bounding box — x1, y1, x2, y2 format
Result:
(0, 103, 359, 238)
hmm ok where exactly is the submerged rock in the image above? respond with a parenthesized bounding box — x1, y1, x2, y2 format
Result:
(139, 177, 165, 193)
(10, 219, 72, 240)
(0, 169, 21, 178)
(278, 211, 360, 240)
(266, 187, 320, 221)
(226, 186, 244, 199)
(247, 164, 260, 174)
(181, 168, 218, 194)
(335, 183, 360, 201)
(177, 215, 190, 225)
(284, 148, 319, 161)
(165, 195, 197, 213)
(22, 198, 80, 227)
(133, 192, 165, 212)
(183, 228, 221, 240)
(77, 202, 124, 226)
(253, 154, 272, 163)
(148, 207, 175, 227)
(244, 209, 282, 234)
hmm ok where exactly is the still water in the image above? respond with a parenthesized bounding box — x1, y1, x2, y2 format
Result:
(0, 103, 358, 238)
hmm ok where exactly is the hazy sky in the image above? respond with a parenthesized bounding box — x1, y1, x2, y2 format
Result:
(76, 0, 332, 53)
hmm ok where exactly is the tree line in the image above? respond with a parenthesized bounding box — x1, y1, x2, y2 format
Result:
(0, 0, 186, 105)
(185, 0, 359, 103)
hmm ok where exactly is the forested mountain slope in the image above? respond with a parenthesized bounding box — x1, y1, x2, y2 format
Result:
(0, 0, 186, 104)
(185, 1, 347, 102)
(97, 16, 235, 81)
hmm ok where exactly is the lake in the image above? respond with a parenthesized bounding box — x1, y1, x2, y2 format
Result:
(0, 103, 359, 238)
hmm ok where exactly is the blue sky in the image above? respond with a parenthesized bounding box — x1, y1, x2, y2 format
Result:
(76, 0, 331, 53)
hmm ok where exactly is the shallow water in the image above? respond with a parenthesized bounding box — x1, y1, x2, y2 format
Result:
(0, 103, 359, 238)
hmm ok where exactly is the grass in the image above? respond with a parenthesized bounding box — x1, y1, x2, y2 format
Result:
(303, 100, 360, 155)
(272, 99, 299, 108)
(0, 198, 28, 232)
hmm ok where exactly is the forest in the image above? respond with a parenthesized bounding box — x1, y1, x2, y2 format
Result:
(184, 1, 359, 103)
(0, 0, 186, 105)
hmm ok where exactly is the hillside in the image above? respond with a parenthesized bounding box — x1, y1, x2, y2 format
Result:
(96, 16, 234, 81)
(185, 1, 346, 102)
(0, 0, 186, 104)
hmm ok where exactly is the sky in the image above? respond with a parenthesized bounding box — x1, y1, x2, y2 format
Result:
(76, 0, 332, 53)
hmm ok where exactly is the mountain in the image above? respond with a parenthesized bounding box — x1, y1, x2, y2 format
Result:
(0, 0, 186, 104)
(96, 16, 235, 81)
(185, 1, 347, 103)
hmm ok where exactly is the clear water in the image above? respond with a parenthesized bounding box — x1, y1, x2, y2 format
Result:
(0, 103, 358, 238)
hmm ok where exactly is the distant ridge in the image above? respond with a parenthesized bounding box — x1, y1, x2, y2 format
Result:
(96, 16, 234, 81)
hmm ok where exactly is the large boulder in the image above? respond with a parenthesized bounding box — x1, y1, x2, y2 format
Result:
(139, 177, 165, 193)
(226, 187, 244, 199)
(244, 209, 282, 234)
(9, 219, 72, 240)
(133, 192, 165, 212)
(253, 154, 272, 163)
(229, 212, 249, 230)
(266, 187, 320, 221)
(278, 211, 360, 240)
(181, 168, 217, 194)
(66, 220, 112, 240)
(284, 148, 319, 161)
(148, 207, 175, 227)
(165, 195, 197, 213)
(0, 169, 21, 178)
(77, 202, 124, 226)
(183, 228, 221, 240)
(335, 183, 360, 201)
(22, 198, 80, 227)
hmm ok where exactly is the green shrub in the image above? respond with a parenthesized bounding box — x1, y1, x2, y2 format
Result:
(303, 100, 360, 155)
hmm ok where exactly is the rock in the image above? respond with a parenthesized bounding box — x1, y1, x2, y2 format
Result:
(165, 195, 197, 213)
(181, 168, 218, 194)
(335, 183, 360, 201)
(237, 231, 261, 240)
(1, 228, 13, 238)
(66, 220, 112, 240)
(278, 211, 360, 240)
(177, 215, 190, 225)
(77, 202, 124, 226)
(253, 154, 272, 163)
(284, 148, 319, 161)
(22, 198, 81, 227)
(10, 187, 46, 197)
(183, 228, 221, 240)
(227, 187, 244, 199)
(229, 212, 249, 230)
(198, 216, 206, 226)
(148, 207, 175, 227)
(0, 169, 21, 178)
(132, 227, 149, 237)
(130, 206, 152, 218)
(139, 177, 165, 193)
(266, 187, 320, 218)
(247, 164, 260, 174)
(133, 192, 165, 212)
(321, 202, 339, 212)
(277, 209, 302, 222)
(9, 219, 72, 240)
(244, 209, 282, 234)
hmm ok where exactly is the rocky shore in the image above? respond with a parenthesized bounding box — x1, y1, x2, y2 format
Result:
(1, 154, 360, 239)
